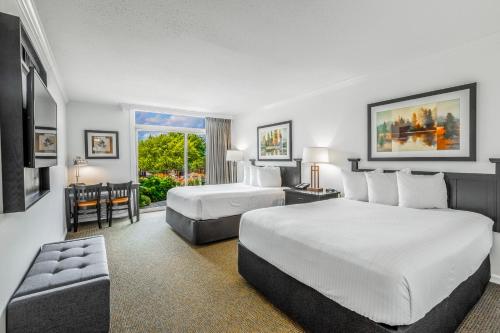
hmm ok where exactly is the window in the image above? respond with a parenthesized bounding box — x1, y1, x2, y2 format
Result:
(135, 111, 205, 128)
(134, 110, 206, 207)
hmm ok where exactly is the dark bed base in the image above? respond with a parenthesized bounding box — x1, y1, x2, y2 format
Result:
(238, 243, 490, 333)
(166, 207, 241, 245)
(165, 158, 303, 245)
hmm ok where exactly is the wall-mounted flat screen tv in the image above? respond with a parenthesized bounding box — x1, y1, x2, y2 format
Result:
(25, 68, 57, 168)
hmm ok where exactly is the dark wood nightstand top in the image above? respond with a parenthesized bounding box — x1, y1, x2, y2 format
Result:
(284, 188, 340, 205)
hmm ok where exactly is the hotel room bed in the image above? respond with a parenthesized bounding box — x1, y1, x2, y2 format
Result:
(166, 184, 285, 244)
(239, 199, 492, 326)
(166, 158, 301, 245)
(238, 158, 499, 332)
(167, 183, 285, 220)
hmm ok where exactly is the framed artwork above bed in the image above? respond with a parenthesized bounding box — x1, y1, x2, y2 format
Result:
(368, 83, 476, 161)
(257, 120, 292, 161)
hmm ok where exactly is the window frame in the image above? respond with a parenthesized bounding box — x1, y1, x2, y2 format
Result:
(130, 109, 206, 185)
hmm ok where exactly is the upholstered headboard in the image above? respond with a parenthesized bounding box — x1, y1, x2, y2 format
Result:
(348, 158, 500, 232)
(249, 158, 302, 187)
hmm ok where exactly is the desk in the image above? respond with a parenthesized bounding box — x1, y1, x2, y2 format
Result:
(64, 184, 140, 232)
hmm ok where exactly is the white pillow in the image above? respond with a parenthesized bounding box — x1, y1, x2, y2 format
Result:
(397, 172, 448, 209)
(365, 173, 398, 206)
(242, 165, 251, 185)
(248, 166, 259, 186)
(341, 169, 382, 201)
(257, 167, 282, 187)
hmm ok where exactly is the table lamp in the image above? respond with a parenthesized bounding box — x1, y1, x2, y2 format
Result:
(302, 147, 329, 192)
(226, 150, 243, 183)
(73, 156, 88, 184)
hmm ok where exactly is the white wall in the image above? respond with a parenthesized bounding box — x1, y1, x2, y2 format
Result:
(233, 33, 500, 281)
(66, 101, 133, 184)
(0, 1, 68, 331)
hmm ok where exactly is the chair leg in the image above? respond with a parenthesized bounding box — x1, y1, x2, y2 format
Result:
(106, 204, 109, 225)
(97, 205, 102, 229)
(109, 205, 113, 227)
(73, 209, 79, 232)
(128, 202, 133, 223)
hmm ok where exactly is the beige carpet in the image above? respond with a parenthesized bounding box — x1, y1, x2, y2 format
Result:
(67, 211, 500, 333)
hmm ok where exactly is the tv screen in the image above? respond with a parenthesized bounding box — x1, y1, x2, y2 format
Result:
(25, 68, 57, 168)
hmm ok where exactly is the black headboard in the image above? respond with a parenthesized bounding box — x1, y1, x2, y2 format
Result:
(249, 158, 302, 187)
(348, 158, 500, 232)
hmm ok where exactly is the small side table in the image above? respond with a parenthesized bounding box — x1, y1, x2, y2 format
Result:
(284, 188, 341, 205)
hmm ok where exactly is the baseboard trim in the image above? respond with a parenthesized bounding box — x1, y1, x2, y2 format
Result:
(490, 274, 500, 285)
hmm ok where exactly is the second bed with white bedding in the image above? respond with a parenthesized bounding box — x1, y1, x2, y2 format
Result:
(167, 183, 285, 220)
(239, 198, 493, 326)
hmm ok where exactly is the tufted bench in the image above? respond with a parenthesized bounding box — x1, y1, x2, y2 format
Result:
(7, 236, 110, 333)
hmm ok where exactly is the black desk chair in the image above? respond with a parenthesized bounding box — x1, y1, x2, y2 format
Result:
(72, 183, 103, 232)
(107, 181, 133, 226)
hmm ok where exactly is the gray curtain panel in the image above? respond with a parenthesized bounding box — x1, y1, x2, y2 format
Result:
(206, 117, 233, 184)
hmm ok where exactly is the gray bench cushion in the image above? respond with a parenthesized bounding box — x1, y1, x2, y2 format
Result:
(13, 236, 108, 298)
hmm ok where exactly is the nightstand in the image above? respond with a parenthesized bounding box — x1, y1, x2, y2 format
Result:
(284, 188, 341, 205)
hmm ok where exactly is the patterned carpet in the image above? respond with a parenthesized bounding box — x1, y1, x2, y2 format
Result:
(67, 211, 499, 332)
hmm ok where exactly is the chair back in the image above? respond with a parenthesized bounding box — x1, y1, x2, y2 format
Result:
(107, 181, 132, 200)
(72, 183, 102, 204)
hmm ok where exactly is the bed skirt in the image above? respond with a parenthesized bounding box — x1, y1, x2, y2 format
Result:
(166, 207, 240, 245)
(238, 242, 490, 333)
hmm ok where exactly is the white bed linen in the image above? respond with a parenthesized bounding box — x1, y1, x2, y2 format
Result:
(239, 199, 493, 326)
(167, 183, 285, 220)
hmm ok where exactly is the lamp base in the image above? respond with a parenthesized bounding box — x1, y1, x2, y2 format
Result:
(310, 164, 322, 193)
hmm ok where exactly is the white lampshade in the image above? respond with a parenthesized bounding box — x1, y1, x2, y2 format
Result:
(302, 147, 330, 164)
(73, 156, 88, 166)
(226, 150, 243, 162)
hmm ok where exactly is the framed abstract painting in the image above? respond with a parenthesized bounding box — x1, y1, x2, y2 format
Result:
(85, 130, 120, 159)
(368, 83, 476, 161)
(257, 120, 292, 161)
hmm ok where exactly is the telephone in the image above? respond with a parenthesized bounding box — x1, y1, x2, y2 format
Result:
(295, 183, 310, 190)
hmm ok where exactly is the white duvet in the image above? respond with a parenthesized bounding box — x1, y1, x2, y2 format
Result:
(239, 198, 493, 326)
(166, 183, 285, 220)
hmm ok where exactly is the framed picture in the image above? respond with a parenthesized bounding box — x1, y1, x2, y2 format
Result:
(85, 130, 119, 159)
(34, 127, 57, 158)
(368, 83, 476, 161)
(257, 120, 292, 161)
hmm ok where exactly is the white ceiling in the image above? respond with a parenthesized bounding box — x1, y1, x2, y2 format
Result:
(35, 0, 500, 114)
